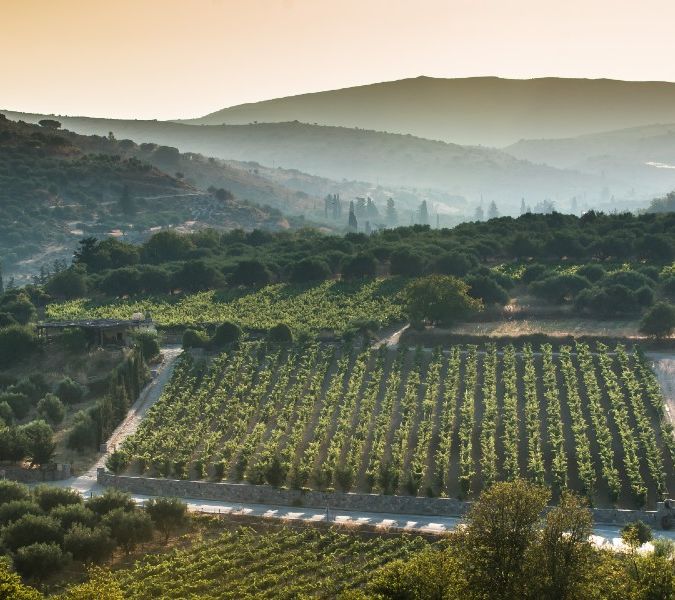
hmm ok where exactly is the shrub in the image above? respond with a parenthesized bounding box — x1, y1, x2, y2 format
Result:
(0, 427, 28, 463)
(102, 508, 153, 554)
(56, 327, 88, 353)
(211, 322, 242, 347)
(63, 524, 116, 563)
(341, 254, 377, 280)
(0, 500, 42, 526)
(640, 302, 675, 338)
(133, 330, 160, 360)
(182, 328, 209, 349)
(530, 274, 591, 304)
(86, 488, 135, 517)
(50, 503, 97, 530)
(0, 325, 38, 367)
(404, 275, 482, 326)
(268, 323, 293, 343)
(20, 420, 55, 467)
(289, 258, 331, 283)
(67, 411, 97, 452)
(521, 264, 551, 284)
(2, 514, 63, 552)
(576, 264, 606, 283)
(55, 377, 86, 404)
(0, 480, 29, 505)
(466, 275, 509, 306)
(14, 542, 70, 579)
(0, 392, 30, 420)
(145, 497, 188, 543)
(0, 401, 13, 425)
(37, 394, 65, 425)
(229, 259, 272, 287)
(33, 485, 82, 512)
(432, 252, 478, 277)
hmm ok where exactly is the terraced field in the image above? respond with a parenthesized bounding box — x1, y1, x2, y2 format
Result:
(115, 341, 674, 508)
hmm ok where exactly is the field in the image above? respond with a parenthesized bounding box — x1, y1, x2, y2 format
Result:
(112, 525, 430, 599)
(45, 279, 405, 333)
(116, 340, 674, 509)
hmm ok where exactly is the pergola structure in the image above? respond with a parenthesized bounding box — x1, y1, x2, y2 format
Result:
(36, 318, 152, 346)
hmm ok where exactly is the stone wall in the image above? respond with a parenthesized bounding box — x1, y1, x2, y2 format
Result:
(97, 470, 673, 528)
(98, 470, 470, 516)
(4, 464, 71, 483)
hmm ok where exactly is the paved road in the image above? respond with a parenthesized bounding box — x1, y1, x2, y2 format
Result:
(645, 352, 675, 428)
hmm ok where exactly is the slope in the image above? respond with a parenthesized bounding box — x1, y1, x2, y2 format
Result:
(183, 76, 675, 147)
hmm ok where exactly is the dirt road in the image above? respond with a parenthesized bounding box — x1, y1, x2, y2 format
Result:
(645, 352, 675, 428)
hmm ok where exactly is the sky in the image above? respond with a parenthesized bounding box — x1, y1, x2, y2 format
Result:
(3, 0, 675, 120)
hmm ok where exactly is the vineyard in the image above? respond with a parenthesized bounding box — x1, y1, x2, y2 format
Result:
(114, 525, 431, 599)
(115, 341, 674, 508)
(44, 279, 405, 332)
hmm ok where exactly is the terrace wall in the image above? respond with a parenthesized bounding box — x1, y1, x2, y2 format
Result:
(97, 470, 672, 527)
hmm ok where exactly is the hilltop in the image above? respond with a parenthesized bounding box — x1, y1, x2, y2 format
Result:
(182, 76, 675, 147)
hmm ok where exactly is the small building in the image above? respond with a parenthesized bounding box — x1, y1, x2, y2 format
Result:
(37, 317, 154, 347)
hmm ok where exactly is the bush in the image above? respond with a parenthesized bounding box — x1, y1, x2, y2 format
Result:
(268, 323, 293, 343)
(145, 497, 188, 543)
(21, 420, 55, 467)
(0, 392, 30, 420)
(0, 427, 28, 463)
(576, 263, 606, 283)
(341, 254, 377, 280)
(404, 275, 483, 326)
(521, 264, 551, 284)
(0, 401, 13, 425)
(211, 322, 242, 347)
(432, 252, 478, 277)
(229, 259, 272, 287)
(466, 275, 509, 306)
(530, 274, 591, 304)
(2, 514, 63, 552)
(133, 330, 160, 360)
(33, 485, 82, 512)
(182, 328, 209, 349)
(37, 394, 65, 425)
(289, 258, 331, 283)
(102, 508, 153, 554)
(0, 500, 42, 526)
(63, 524, 116, 564)
(640, 302, 675, 338)
(13, 542, 70, 579)
(0, 326, 38, 367)
(50, 503, 97, 530)
(86, 488, 135, 517)
(389, 248, 426, 276)
(55, 377, 86, 404)
(67, 410, 97, 452)
(0, 480, 29, 505)
(45, 267, 87, 299)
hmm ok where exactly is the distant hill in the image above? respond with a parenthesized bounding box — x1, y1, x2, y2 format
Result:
(0, 116, 290, 282)
(0, 111, 602, 212)
(505, 123, 675, 199)
(182, 76, 675, 147)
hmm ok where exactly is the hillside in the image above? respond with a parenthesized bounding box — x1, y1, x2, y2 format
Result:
(505, 123, 675, 203)
(0, 111, 602, 212)
(0, 116, 290, 282)
(183, 76, 675, 147)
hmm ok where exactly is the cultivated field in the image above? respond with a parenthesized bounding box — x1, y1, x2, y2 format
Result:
(116, 341, 674, 509)
(114, 525, 430, 599)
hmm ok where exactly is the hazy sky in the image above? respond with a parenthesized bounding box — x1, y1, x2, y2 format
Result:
(4, 0, 675, 119)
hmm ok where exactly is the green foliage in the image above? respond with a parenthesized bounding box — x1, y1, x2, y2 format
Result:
(37, 394, 65, 426)
(133, 330, 160, 361)
(86, 489, 135, 517)
(55, 377, 86, 404)
(13, 542, 70, 579)
(182, 328, 209, 349)
(0, 558, 43, 598)
(32, 485, 82, 512)
(2, 514, 63, 552)
(21, 420, 55, 467)
(211, 321, 242, 347)
(66, 411, 97, 452)
(404, 274, 482, 326)
(63, 525, 115, 564)
(267, 323, 293, 344)
(640, 302, 675, 338)
(45, 269, 87, 300)
(102, 508, 153, 554)
(145, 498, 187, 544)
(50, 504, 97, 531)
(0, 326, 38, 367)
(0, 501, 42, 527)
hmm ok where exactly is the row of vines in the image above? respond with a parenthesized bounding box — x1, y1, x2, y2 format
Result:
(114, 342, 674, 507)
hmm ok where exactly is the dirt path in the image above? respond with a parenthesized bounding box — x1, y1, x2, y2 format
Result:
(372, 323, 409, 348)
(645, 352, 675, 428)
(76, 346, 183, 483)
